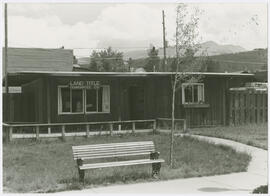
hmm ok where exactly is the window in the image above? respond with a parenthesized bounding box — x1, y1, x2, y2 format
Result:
(182, 83, 204, 104)
(85, 86, 110, 113)
(58, 85, 110, 114)
(72, 89, 83, 113)
(58, 87, 84, 114)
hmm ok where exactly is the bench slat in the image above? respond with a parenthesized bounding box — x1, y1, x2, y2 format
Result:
(74, 151, 154, 160)
(72, 141, 154, 149)
(73, 146, 155, 155)
(73, 147, 155, 156)
(80, 159, 165, 170)
(72, 144, 154, 152)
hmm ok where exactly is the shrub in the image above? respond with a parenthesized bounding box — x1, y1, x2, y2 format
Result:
(252, 185, 268, 194)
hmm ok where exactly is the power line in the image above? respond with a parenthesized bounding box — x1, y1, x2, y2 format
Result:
(73, 46, 159, 49)
(7, 45, 162, 50)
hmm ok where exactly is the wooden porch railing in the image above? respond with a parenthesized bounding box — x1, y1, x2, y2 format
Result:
(2, 119, 156, 142)
(3, 118, 187, 142)
(156, 118, 187, 132)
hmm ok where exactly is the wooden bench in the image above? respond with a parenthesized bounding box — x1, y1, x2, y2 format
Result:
(72, 141, 165, 182)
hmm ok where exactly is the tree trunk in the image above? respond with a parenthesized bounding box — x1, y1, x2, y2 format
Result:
(169, 78, 177, 168)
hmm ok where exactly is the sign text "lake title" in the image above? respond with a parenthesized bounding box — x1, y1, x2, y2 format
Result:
(69, 81, 100, 89)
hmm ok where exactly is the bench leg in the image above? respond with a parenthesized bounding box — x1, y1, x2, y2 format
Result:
(78, 169, 85, 183)
(152, 162, 161, 177)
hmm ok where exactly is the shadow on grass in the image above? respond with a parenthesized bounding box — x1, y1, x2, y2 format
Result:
(54, 170, 152, 193)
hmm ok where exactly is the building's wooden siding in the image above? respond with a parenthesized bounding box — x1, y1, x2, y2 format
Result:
(229, 90, 267, 125)
(7, 75, 256, 128)
(21, 78, 47, 123)
(173, 76, 252, 127)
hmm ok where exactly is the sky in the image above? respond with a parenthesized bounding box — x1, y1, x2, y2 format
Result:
(6, 2, 268, 57)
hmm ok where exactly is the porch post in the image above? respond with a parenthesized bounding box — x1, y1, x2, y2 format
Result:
(46, 77, 51, 134)
(118, 78, 122, 130)
(223, 78, 229, 126)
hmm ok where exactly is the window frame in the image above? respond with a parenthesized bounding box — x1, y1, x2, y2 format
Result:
(84, 85, 110, 114)
(182, 83, 205, 104)
(58, 85, 110, 115)
(58, 85, 85, 115)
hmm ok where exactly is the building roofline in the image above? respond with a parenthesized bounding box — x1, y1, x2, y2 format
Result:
(7, 71, 254, 77)
(3, 47, 73, 52)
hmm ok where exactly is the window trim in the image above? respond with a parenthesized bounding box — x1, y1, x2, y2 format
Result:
(85, 85, 110, 114)
(182, 83, 205, 104)
(58, 85, 110, 115)
(58, 85, 85, 115)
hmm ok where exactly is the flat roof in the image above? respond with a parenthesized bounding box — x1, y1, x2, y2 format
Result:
(7, 71, 254, 77)
(4, 71, 254, 86)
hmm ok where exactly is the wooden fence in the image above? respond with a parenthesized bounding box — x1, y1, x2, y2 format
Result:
(156, 118, 187, 132)
(229, 89, 267, 125)
(3, 118, 187, 142)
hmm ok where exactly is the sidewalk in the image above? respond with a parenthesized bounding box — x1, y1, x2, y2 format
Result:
(57, 135, 268, 194)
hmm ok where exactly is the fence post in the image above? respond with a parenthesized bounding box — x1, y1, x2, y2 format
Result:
(118, 124, 121, 131)
(48, 127, 51, 134)
(229, 91, 233, 125)
(61, 125, 66, 141)
(8, 126, 13, 142)
(183, 119, 187, 133)
(36, 126, 40, 141)
(132, 122, 135, 134)
(153, 120, 157, 134)
(156, 119, 159, 132)
(109, 123, 113, 136)
(86, 124, 90, 138)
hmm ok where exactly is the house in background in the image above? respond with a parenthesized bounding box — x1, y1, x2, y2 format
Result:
(3, 47, 73, 73)
(3, 47, 73, 122)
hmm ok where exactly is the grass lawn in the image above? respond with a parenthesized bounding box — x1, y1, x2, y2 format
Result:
(189, 124, 268, 150)
(3, 132, 251, 193)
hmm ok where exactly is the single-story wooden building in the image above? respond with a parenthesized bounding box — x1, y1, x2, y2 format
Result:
(4, 71, 255, 127)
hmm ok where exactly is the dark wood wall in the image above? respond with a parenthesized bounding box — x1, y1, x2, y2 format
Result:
(11, 75, 254, 127)
(21, 78, 47, 123)
(171, 76, 251, 127)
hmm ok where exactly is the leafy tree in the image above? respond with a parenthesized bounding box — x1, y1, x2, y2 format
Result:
(144, 46, 160, 72)
(169, 4, 205, 168)
(89, 56, 98, 71)
(89, 47, 125, 72)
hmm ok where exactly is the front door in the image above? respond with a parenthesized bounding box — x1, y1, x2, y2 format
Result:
(129, 86, 145, 120)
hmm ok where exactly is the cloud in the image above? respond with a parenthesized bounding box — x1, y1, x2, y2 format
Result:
(9, 4, 175, 54)
(196, 3, 267, 49)
(7, 3, 267, 57)
(8, 3, 111, 25)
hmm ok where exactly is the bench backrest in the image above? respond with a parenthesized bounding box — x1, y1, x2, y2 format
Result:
(72, 141, 155, 160)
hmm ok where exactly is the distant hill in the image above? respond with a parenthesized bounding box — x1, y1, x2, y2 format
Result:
(76, 43, 266, 73)
(123, 41, 246, 59)
(199, 41, 246, 56)
(129, 48, 267, 73)
(207, 48, 267, 72)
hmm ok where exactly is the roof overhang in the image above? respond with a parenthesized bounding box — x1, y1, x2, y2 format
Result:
(4, 71, 255, 86)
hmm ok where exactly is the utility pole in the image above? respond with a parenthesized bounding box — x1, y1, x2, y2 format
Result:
(162, 10, 167, 72)
(5, 3, 8, 94)
(4, 3, 9, 123)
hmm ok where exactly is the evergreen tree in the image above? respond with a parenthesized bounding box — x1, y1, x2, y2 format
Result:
(144, 46, 160, 72)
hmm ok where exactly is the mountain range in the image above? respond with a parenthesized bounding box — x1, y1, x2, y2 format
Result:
(77, 41, 246, 65)
(123, 41, 246, 60)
